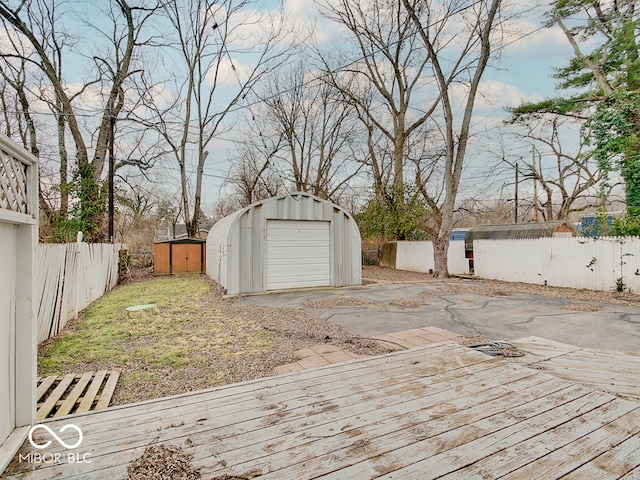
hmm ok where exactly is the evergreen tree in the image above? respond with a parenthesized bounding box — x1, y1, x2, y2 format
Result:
(512, 0, 640, 218)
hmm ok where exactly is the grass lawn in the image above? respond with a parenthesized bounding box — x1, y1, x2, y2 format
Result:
(38, 275, 274, 404)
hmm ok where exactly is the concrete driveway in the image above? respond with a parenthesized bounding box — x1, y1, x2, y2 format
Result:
(233, 281, 640, 353)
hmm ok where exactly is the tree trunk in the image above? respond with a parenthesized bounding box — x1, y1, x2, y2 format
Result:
(402, 0, 501, 278)
(57, 107, 69, 216)
(180, 160, 191, 237)
(393, 131, 405, 201)
(432, 232, 450, 278)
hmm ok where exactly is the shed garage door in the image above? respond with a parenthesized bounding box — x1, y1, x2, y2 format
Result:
(266, 220, 331, 290)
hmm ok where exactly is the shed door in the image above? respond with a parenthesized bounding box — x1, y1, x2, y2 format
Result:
(0, 222, 16, 444)
(172, 244, 204, 273)
(172, 244, 191, 273)
(266, 220, 331, 290)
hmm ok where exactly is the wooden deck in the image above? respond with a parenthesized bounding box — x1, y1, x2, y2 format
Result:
(510, 336, 640, 402)
(3, 342, 640, 479)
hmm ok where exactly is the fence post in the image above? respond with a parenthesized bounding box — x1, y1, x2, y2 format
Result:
(75, 231, 83, 321)
(119, 247, 129, 282)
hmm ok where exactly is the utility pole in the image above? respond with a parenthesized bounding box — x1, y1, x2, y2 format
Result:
(532, 145, 539, 222)
(514, 161, 519, 223)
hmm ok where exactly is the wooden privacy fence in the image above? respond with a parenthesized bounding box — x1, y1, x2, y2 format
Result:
(36, 241, 124, 343)
(474, 237, 640, 292)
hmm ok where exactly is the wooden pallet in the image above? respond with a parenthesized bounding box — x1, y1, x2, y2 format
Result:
(36, 370, 120, 420)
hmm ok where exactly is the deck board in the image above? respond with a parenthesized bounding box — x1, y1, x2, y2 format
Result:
(440, 399, 640, 479)
(3, 342, 639, 480)
(54, 372, 94, 418)
(499, 409, 640, 479)
(561, 433, 640, 479)
(198, 368, 558, 478)
(36, 373, 76, 420)
(510, 336, 640, 401)
(322, 390, 614, 479)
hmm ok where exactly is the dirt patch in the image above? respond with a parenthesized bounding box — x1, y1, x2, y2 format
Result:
(363, 266, 640, 306)
(125, 444, 200, 480)
(301, 296, 375, 308)
(562, 304, 604, 312)
(389, 298, 431, 308)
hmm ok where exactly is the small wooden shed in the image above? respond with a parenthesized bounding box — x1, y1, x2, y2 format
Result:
(153, 238, 206, 275)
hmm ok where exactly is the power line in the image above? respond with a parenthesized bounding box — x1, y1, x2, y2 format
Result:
(1, 0, 545, 123)
(7, 1, 588, 206)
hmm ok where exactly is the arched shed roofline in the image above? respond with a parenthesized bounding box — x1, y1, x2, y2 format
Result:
(221, 191, 356, 233)
(209, 191, 355, 244)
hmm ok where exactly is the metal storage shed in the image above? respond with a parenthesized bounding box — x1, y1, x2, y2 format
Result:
(207, 192, 362, 294)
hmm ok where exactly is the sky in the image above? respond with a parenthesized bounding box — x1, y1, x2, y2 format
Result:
(187, 0, 580, 209)
(277, 0, 575, 104)
(1, 0, 582, 214)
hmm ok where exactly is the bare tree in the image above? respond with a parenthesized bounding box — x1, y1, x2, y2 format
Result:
(317, 0, 433, 203)
(0, 56, 38, 155)
(227, 140, 285, 206)
(456, 196, 524, 226)
(503, 115, 614, 221)
(402, 0, 502, 277)
(0, 15, 54, 233)
(155, 191, 183, 239)
(0, 0, 161, 241)
(114, 175, 158, 247)
(139, 0, 293, 238)
(252, 62, 364, 202)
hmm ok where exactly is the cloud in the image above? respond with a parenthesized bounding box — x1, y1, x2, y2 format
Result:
(282, 0, 352, 44)
(0, 25, 33, 58)
(206, 56, 256, 87)
(475, 79, 542, 110)
(502, 19, 572, 62)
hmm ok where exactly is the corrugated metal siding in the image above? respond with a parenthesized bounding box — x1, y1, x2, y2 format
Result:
(206, 212, 238, 286)
(206, 192, 361, 294)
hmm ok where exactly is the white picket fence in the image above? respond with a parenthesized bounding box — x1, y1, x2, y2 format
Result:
(474, 237, 640, 292)
(36, 241, 124, 343)
(395, 240, 469, 275)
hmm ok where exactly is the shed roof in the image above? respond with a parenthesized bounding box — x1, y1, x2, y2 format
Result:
(154, 237, 206, 245)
